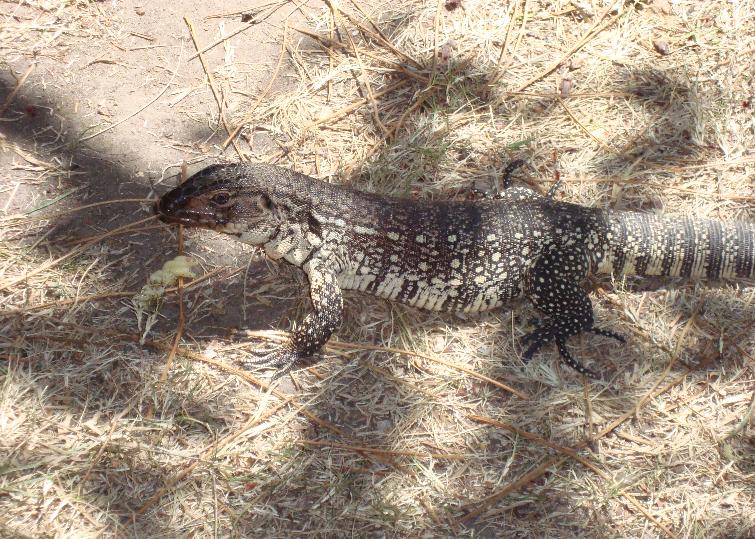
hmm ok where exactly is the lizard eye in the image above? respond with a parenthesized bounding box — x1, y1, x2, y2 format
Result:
(257, 194, 273, 211)
(211, 192, 231, 206)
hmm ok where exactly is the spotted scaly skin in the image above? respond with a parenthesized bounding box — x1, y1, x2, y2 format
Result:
(156, 162, 755, 379)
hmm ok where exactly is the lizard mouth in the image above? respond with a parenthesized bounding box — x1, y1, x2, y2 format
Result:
(155, 196, 220, 227)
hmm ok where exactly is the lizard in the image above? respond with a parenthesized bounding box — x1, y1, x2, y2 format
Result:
(155, 161, 755, 380)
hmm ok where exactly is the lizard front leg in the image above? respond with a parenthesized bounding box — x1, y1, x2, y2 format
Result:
(241, 259, 343, 380)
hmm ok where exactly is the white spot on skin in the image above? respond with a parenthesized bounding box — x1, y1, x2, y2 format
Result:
(415, 234, 426, 243)
(491, 252, 501, 262)
(451, 259, 461, 269)
(353, 225, 377, 236)
(448, 234, 457, 243)
(387, 231, 400, 241)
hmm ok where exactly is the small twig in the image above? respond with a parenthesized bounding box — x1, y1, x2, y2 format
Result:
(56, 224, 163, 247)
(153, 223, 186, 400)
(343, 88, 430, 173)
(292, 26, 428, 82)
(512, 0, 529, 56)
(633, 302, 701, 418)
(135, 397, 295, 516)
(0, 198, 154, 225)
(223, 22, 289, 148)
(188, 22, 258, 61)
(232, 330, 530, 401)
(615, 102, 674, 156)
(429, 0, 443, 86)
(0, 266, 240, 316)
(584, 379, 594, 443)
(323, 1, 388, 135)
(184, 17, 244, 160)
(488, 0, 520, 86)
(720, 388, 755, 441)
(2, 181, 21, 214)
(326, 7, 335, 102)
(457, 371, 691, 523)
(299, 80, 405, 132)
(3, 291, 133, 315)
(457, 330, 696, 524)
(205, 0, 287, 20)
(0, 215, 156, 292)
(338, 5, 424, 69)
(78, 42, 182, 142)
(513, 0, 622, 93)
(0, 64, 34, 117)
(467, 415, 678, 538)
(557, 96, 613, 151)
(299, 439, 464, 460)
(21, 326, 348, 439)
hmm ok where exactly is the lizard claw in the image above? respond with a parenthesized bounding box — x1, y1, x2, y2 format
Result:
(555, 338, 599, 379)
(239, 347, 301, 380)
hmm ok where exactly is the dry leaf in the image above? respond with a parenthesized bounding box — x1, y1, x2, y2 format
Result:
(560, 75, 574, 97)
(439, 39, 457, 63)
(650, 0, 673, 14)
(569, 56, 585, 71)
(653, 38, 670, 55)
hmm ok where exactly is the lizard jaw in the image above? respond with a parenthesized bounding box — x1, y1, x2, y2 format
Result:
(155, 193, 229, 228)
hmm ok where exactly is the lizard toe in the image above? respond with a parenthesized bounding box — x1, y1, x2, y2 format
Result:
(239, 347, 301, 378)
(589, 327, 625, 343)
(555, 338, 599, 379)
(522, 326, 556, 360)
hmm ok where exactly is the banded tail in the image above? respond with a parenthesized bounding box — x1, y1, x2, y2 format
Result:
(599, 212, 755, 280)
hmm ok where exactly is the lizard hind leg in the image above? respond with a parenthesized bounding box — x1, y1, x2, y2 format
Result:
(522, 246, 609, 378)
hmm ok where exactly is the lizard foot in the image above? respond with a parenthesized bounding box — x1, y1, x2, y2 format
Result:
(521, 325, 556, 360)
(521, 322, 600, 379)
(238, 348, 302, 381)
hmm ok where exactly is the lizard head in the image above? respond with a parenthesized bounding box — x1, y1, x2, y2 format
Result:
(156, 164, 278, 237)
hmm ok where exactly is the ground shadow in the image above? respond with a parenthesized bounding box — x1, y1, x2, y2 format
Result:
(0, 68, 285, 536)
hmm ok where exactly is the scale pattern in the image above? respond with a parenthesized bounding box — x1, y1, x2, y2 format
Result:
(156, 163, 755, 379)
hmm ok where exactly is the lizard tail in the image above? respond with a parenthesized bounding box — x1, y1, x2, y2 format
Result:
(598, 212, 755, 280)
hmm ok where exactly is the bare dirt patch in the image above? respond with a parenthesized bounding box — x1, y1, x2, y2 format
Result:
(1, 1, 754, 537)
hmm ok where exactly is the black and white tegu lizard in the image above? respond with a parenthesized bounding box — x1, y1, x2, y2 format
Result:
(156, 162, 754, 379)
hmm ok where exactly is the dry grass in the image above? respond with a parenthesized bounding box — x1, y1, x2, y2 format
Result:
(1, 0, 754, 537)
